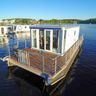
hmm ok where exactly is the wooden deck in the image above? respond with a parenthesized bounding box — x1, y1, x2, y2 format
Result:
(10, 48, 58, 76)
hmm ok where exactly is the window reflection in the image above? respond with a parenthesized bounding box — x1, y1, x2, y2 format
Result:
(32, 30, 37, 48)
(46, 31, 50, 50)
(39, 29, 44, 49)
(53, 30, 58, 52)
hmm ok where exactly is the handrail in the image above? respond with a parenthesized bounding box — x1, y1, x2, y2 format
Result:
(53, 36, 84, 75)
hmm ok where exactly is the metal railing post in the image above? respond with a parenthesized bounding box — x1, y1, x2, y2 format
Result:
(55, 58, 57, 75)
(42, 56, 45, 73)
(66, 52, 67, 62)
(26, 52, 29, 66)
(17, 50, 19, 62)
(8, 41, 10, 66)
(28, 53, 30, 67)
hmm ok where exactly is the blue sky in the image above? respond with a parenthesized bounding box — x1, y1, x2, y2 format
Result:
(0, 0, 96, 20)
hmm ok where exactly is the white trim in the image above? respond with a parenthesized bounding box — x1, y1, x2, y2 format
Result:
(63, 30, 66, 52)
(61, 30, 64, 54)
(57, 30, 60, 53)
(44, 30, 46, 50)
(36, 29, 39, 49)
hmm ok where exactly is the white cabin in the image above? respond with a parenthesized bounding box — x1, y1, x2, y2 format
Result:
(30, 25, 80, 54)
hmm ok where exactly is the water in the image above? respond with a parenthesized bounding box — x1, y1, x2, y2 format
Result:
(0, 33, 42, 96)
(0, 25, 96, 96)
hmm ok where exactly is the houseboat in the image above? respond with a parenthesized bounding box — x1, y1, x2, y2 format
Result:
(8, 24, 30, 32)
(8, 25, 83, 85)
(7, 24, 30, 39)
(0, 24, 31, 44)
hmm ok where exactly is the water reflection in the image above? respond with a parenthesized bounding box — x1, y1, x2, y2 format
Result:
(0, 32, 31, 56)
(0, 31, 42, 96)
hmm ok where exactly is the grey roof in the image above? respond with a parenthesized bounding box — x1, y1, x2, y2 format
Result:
(30, 24, 79, 29)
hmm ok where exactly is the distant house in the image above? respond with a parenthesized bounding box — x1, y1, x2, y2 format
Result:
(1, 19, 15, 24)
(9, 20, 15, 24)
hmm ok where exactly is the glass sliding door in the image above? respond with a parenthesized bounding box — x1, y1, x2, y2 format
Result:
(39, 29, 44, 49)
(31, 29, 39, 49)
(53, 30, 59, 52)
(32, 30, 37, 48)
(46, 31, 50, 50)
(44, 29, 53, 51)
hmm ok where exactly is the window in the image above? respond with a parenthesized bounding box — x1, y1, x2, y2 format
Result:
(1, 28, 4, 34)
(74, 31, 76, 36)
(14, 26, 16, 30)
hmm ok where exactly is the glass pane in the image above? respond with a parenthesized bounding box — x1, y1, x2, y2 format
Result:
(39, 29, 44, 49)
(53, 30, 58, 52)
(1, 28, 4, 34)
(32, 30, 37, 48)
(46, 31, 50, 50)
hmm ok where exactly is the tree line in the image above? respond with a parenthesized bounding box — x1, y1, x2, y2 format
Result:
(1, 18, 96, 25)
(14, 18, 96, 24)
(39, 18, 96, 24)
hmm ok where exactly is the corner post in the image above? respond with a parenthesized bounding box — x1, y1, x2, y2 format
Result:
(54, 58, 57, 75)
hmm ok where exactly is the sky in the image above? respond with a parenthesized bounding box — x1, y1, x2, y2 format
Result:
(0, 0, 96, 20)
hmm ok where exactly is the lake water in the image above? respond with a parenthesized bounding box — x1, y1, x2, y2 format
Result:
(63, 24, 96, 96)
(0, 24, 96, 96)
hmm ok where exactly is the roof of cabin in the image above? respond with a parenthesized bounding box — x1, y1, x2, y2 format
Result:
(30, 24, 79, 30)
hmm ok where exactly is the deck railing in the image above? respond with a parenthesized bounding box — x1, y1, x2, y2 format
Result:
(54, 36, 83, 74)
(11, 36, 83, 77)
